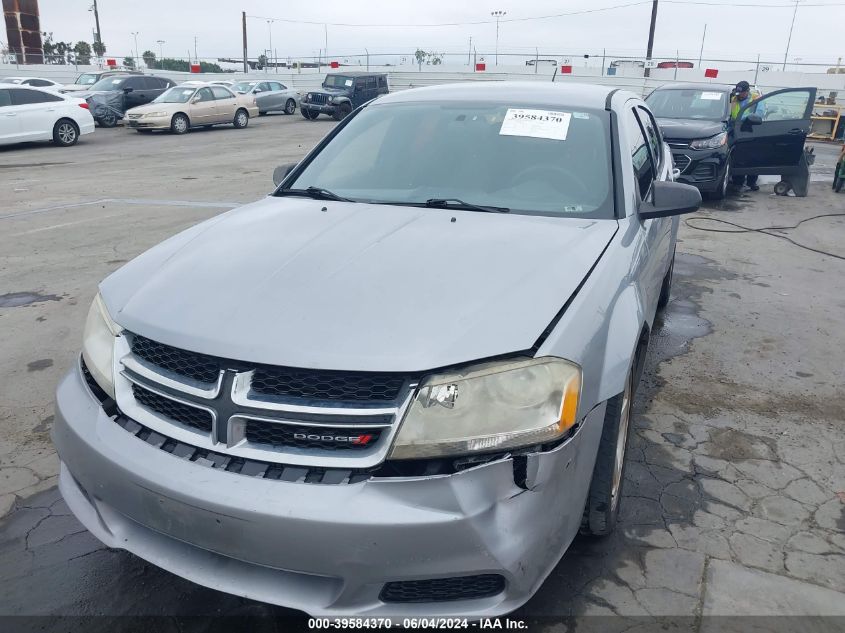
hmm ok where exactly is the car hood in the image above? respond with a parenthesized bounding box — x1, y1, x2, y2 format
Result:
(311, 87, 347, 96)
(657, 117, 726, 141)
(101, 198, 617, 372)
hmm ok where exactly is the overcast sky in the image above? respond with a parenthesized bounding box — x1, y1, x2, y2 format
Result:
(31, 0, 845, 66)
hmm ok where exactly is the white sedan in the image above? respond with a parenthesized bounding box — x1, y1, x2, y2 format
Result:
(1, 76, 63, 91)
(0, 83, 95, 147)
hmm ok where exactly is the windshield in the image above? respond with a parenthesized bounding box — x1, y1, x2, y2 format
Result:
(232, 81, 257, 92)
(76, 73, 99, 85)
(284, 102, 614, 218)
(89, 77, 125, 91)
(646, 88, 728, 120)
(323, 75, 353, 89)
(153, 87, 197, 103)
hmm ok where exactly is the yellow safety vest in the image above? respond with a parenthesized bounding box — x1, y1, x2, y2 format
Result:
(730, 90, 762, 120)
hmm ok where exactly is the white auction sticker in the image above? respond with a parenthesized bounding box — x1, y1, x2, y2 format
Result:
(500, 108, 571, 141)
(700, 92, 723, 100)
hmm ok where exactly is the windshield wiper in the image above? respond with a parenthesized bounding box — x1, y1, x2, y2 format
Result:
(424, 198, 510, 214)
(277, 186, 352, 202)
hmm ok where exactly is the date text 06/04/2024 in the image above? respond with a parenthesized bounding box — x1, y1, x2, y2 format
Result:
(307, 618, 529, 629)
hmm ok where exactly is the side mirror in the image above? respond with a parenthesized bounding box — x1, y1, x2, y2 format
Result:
(123, 87, 134, 93)
(638, 180, 701, 220)
(254, 88, 263, 94)
(273, 162, 298, 186)
(745, 113, 763, 126)
(190, 95, 200, 104)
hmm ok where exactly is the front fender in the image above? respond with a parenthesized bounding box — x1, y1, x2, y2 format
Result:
(537, 221, 649, 411)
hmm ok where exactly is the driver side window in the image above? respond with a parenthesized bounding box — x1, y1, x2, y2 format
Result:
(626, 108, 656, 200)
(195, 88, 214, 102)
(751, 90, 812, 122)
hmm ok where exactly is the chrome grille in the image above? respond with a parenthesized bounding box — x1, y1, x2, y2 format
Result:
(131, 383, 213, 433)
(131, 334, 221, 384)
(672, 153, 692, 173)
(115, 332, 418, 468)
(251, 366, 408, 403)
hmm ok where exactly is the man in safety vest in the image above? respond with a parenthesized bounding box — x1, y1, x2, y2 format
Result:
(730, 80, 763, 191)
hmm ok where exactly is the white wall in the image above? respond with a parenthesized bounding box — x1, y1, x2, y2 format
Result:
(3, 62, 844, 100)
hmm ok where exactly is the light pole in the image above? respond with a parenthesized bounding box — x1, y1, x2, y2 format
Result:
(89, 1, 102, 59)
(266, 19, 274, 72)
(783, 0, 800, 71)
(490, 10, 506, 66)
(157, 39, 165, 64)
(131, 31, 139, 67)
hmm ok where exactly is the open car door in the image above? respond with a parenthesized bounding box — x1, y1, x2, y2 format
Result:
(730, 87, 817, 196)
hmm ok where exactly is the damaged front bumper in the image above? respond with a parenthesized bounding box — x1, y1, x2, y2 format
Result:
(52, 364, 605, 617)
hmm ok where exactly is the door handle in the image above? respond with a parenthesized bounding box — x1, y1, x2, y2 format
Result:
(788, 128, 803, 135)
(4, 113, 16, 117)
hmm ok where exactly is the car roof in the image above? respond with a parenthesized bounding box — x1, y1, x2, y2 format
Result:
(377, 81, 629, 109)
(650, 82, 734, 93)
(326, 71, 387, 77)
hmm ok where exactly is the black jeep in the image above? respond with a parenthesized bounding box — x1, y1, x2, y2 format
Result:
(301, 72, 389, 121)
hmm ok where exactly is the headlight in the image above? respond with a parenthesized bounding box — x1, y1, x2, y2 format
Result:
(390, 357, 581, 460)
(81, 293, 121, 399)
(689, 132, 727, 150)
(303, 94, 310, 102)
(143, 111, 166, 118)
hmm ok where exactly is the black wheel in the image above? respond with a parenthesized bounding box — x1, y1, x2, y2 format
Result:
(52, 119, 79, 146)
(581, 364, 636, 537)
(233, 109, 249, 129)
(98, 114, 117, 128)
(284, 99, 296, 115)
(657, 249, 675, 311)
(171, 113, 190, 134)
(711, 156, 731, 200)
(332, 102, 352, 121)
(774, 180, 791, 196)
(302, 108, 317, 120)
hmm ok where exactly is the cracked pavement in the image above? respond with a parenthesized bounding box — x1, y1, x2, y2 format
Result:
(1, 130, 844, 627)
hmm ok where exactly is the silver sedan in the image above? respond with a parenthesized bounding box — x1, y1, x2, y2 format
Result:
(231, 79, 300, 116)
(54, 81, 700, 617)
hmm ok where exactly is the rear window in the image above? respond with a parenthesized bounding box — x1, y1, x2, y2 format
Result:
(646, 89, 728, 120)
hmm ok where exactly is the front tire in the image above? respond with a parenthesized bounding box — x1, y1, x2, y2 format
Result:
(284, 99, 296, 115)
(171, 113, 190, 134)
(657, 249, 675, 310)
(53, 119, 79, 146)
(711, 156, 731, 200)
(332, 102, 352, 121)
(233, 109, 249, 129)
(301, 108, 317, 120)
(581, 364, 636, 537)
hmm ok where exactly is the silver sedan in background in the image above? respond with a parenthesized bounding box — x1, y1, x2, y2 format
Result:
(232, 80, 300, 116)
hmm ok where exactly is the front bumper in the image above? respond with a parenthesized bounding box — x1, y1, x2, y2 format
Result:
(53, 363, 604, 617)
(126, 116, 170, 130)
(302, 102, 338, 115)
(671, 147, 729, 193)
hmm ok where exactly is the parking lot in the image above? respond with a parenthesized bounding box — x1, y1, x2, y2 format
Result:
(1, 114, 844, 629)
